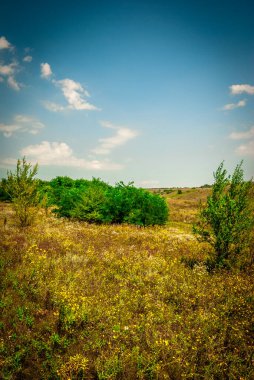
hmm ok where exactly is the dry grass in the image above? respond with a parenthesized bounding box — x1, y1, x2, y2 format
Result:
(165, 188, 211, 225)
(0, 189, 253, 379)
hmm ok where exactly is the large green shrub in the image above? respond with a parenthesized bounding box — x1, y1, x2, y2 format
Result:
(50, 178, 169, 226)
(193, 161, 253, 268)
(71, 181, 109, 223)
(114, 183, 168, 226)
(48, 176, 76, 205)
(102, 182, 139, 224)
(54, 188, 83, 218)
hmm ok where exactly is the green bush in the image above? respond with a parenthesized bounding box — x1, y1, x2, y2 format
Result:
(193, 161, 253, 268)
(71, 184, 108, 223)
(0, 178, 11, 201)
(103, 182, 169, 226)
(50, 179, 169, 226)
(16, 170, 169, 226)
(48, 176, 76, 205)
(54, 188, 83, 218)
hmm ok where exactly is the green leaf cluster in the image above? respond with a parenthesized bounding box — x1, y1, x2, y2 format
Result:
(193, 161, 253, 268)
(0, 178, 11, 201)
(4, 158, 40, 226)
(42, 177, 169, 226)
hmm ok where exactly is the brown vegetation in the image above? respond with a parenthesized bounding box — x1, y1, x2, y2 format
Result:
(0, 188, 253, 379)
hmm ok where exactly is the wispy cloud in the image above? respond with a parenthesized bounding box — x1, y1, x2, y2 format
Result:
(15, 114, 44, 129)
(0, 61, 17, 76)
(40, 62, 53, 79)
(92, 121, 139, 155)
(55, 78, 98, 110)
(0, 115, 45, 137)
(0, 54, 22, 91)
(222, 99, 246, 111)
(229, 126, 254, 157)
(230, 84, 254, 95)
(0, 36, 12, 50)
(41, 62, 98, 111)
(23, 55, 32, 63)
(0, 141, 123, 170)
(0, 63, 21, 90)
(229, 126, 254, 140)
(235, 141, 254, 156)
(7, 75, 21, 91)
(0, 37, 21, 90)
(43, 101, 65, 112)
(0, 124, 21, 137)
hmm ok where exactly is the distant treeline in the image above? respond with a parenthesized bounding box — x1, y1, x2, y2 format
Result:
(0, 176, 169, 226)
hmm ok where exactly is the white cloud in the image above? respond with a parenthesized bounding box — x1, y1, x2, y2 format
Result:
(230, 84, 254, 95)
(92, 121, 139, 155)
(0, 62, 17, 76)
(21, 141, 76, 163)
(40, 62, 99, 111)
(55, 78, 98, 110)
(43, 101, 65, 112)
(0, 36, 12, 50)
(229, 126, 254, 140)
(230, 126, 254, 157)
(7, 76, 21, 91)
(0, 124, 21, 137)
(40, 62, 53, 79)
(0, 61, 22, 90)
(23, 55, 32, 63)
(235, 140, 254, 156)
(17, 141, 122, 170)
(222, 99, 246, 111)
(0, 39, 25, 91)
(15, 115, 45, 131)
(0, 115, 45, 137)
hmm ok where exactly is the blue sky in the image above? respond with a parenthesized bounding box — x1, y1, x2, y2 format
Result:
(0, 0, 253, 187)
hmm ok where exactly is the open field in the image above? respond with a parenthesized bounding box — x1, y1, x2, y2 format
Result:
(163, 188, 211, 225)
(0, 188, 254, 379)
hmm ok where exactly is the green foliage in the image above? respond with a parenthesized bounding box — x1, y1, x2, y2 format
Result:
(71, 184, 108, 223)
(0, 178, 11, 201)
(116, 182, 168, 226)
(49, 178, 169, 226)
(48, 176, 75, 203)
(193, 161, 253, 268)
(4, 157, 40, 226)
(55, 188, 83, 218)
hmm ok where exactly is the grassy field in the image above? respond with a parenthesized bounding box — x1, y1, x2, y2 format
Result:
(0, 188, 254, 379)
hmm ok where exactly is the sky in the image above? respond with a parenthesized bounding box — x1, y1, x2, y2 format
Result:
(0, 0, 253, 187)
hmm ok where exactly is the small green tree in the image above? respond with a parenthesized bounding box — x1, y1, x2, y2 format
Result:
(193, 161, 253, 268)
(5, 157, 40, 226)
